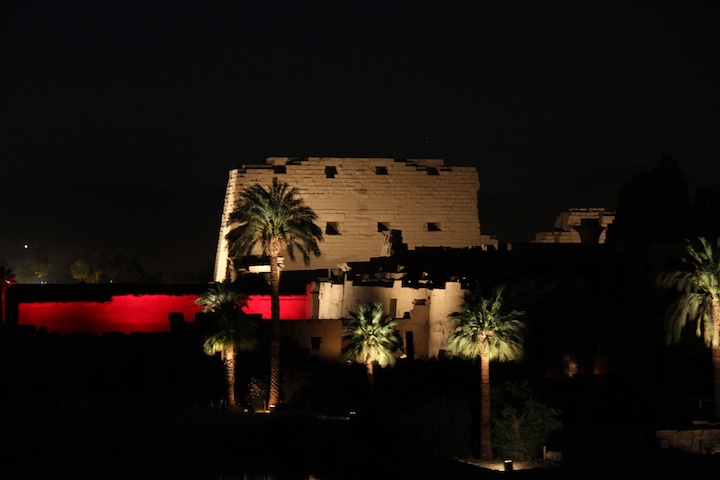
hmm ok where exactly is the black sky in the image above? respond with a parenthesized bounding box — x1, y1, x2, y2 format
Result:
(2, 2, 719, 198)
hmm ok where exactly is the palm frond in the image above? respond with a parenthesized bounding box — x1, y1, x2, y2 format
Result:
(447, 286, 525, 362)
(196, 282, 258, 356)
(226, 178, 323, 265)
(658, 237, 720, 347)
(342, 303, 401, 368)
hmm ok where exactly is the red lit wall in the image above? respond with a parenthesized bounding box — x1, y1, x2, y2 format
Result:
(243, 295, 307, 321)
(18, 294, 310, 335)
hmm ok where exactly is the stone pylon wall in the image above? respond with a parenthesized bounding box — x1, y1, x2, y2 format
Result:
(214, 157, 482, 280)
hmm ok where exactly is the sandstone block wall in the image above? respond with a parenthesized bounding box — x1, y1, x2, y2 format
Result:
(214, 157, 482, 280)
(428, 281, 464, 357)
(302, 278, 465, 360)
(656, 428, 720, 454)
(533, 208, 615, 244)
(282, 319, 343, 362)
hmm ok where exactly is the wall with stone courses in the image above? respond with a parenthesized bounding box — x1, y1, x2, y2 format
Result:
(337, 279, 434, 320)
(282, 315, 430, 362)
(656, 428, 720, 454)
(214, 169, 241, 281)
(395, 311, 431, 360)
(533, 209, 615, 244)
(310, 278, 465, 359)
(317, 282, 345, 319)
(428, 282, 465, 357)
(214, 157, 482, 279)
(288, 277, 465, 360)
(283, 319, 343, 362)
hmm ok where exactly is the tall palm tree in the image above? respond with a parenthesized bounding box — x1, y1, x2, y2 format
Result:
(342, 303, 401, 390)
(446, 285, 525, 460)
(657, 236, 720, 417)
(1, 261, 17, 324)
(196, 281, 259, 409)
(225, 177, 323, 408)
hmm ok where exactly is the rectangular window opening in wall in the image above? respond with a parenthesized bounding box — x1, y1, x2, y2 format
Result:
(375, 166, 388, 175)
(273, 165, 286, 174)
(326, 222, 340, 235)
(325, 166, 338, 178)
(427, 222, 442, 232)
(426, 167, 439, 175)
(414, 299, 426, 305)
(310, 337, 321, 351)
(377, 222, 390, 232)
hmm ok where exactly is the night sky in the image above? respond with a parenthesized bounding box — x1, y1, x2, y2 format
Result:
(2, 2, 720, 267)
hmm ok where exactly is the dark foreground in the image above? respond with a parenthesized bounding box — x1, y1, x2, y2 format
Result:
(1, 400, 719, 479)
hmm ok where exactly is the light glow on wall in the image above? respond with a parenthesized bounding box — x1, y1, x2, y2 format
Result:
(18, 294, 310, 335)
(243, 295, 307, 320)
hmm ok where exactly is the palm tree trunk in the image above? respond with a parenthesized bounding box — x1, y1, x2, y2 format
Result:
(480, 353, 493, 460)
(713, 300, 720, 419)
(223, 345, 237, 409)
(366, 360, 374, 390)
(268, 254, 281, 408)
(1, 284, 6, 324)
(712, 346, 720, 420)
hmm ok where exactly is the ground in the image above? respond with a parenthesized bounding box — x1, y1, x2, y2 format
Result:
(2, 398, 719, 479)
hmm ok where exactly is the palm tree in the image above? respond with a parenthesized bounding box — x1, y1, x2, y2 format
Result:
(225, 177, 323, 408)
(342, 303, 401, 390)
(196, 281, 259, 410)
(1, 261, 17, 324)
(657, 237, 720, 417)
(70, 260, 91, 282)
(446, 285, 525, 460)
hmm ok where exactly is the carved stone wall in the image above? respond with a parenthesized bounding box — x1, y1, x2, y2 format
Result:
(214, 157, 482, 280)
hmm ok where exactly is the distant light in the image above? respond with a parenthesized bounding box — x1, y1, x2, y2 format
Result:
(248, 265, 271, 273)
(24, 244, 28, 249)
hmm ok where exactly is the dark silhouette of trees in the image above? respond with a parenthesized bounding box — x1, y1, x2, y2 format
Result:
(196, 281, 259, 409)
(658, 237, 720, 418)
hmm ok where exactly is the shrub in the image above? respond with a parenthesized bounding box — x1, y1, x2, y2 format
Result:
(389, 391, 474, 458)
(246, 377, 268, 410)
(492, 381, 562, 460)
(282, 368, 310, 405)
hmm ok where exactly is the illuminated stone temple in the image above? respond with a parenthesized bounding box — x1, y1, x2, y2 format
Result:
(214, 157, 496, 280)
(205, 156, 500, 359)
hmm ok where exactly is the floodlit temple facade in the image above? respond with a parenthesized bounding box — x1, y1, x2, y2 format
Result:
(533, 208, 615, 244)
(214, 157, 494, 281)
